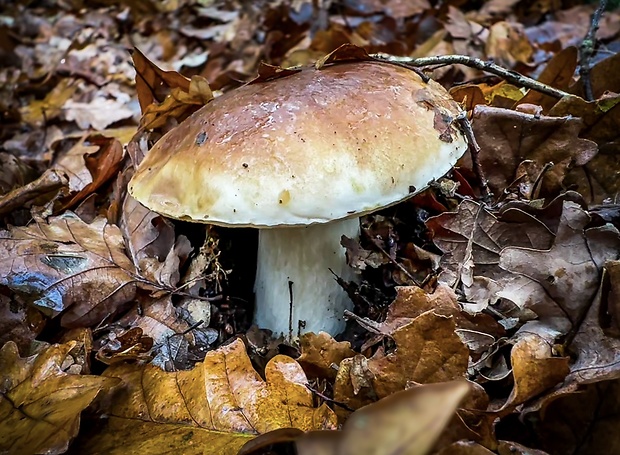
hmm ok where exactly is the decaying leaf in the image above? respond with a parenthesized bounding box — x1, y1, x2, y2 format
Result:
(63, 96, 135, 131)
(0, 341, 117, 454)
(74, 338, 336, 455)
(0, 212, 140, 327)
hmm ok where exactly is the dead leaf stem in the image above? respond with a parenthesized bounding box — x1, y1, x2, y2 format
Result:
(371, 53, 571, 99)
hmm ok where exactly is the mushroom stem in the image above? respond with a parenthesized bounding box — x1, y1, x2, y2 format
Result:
(253, 217, 361, 338)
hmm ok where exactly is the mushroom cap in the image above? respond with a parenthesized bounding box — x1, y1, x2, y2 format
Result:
(129, 61, 468, 227)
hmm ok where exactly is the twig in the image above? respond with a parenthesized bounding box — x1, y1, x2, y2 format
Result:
(579, 0, 609, 101)
(371, 53, 570, 100)
(305, 384, 356, 412)
(455, 113, 492, 202)
(369, 237, 422, 287)
(343, 309, 384, 335)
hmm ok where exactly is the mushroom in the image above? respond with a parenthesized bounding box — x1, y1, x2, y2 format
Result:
(128, 60, 468, 338)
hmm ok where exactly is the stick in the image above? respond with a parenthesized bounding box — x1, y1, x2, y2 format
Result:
(455, 113, 492, 202)
(579, 0, 609, 101)
(371, 53, 570, 100)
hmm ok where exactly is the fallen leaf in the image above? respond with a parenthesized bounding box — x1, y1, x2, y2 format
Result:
(297, 331, 356, 380)
(534, 379, 620, 455)
(296, 381, 470, 455)
(499, 333, 569, 412)
(20, 78, 77, 126)
(334, 311, 468, 413)
(435, 440, 496, 455)
(73, 338, 336, 454)
(517, 46, 578, 113)
(63, 96, 135, 131)
(53, 134, 125, 211)
(132, 47, 191, 112)
(120, 194, 191, 287)
(0, 168, 67, 217)
(0, 293, 45, 356)
(0, 212, 140, 327)
(469, 106, 598, 197)
(0, 341, 116, 454)
(499, 201, 620, 335)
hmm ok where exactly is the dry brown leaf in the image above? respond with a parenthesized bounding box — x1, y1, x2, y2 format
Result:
(54, 134, 125, 211)
(469, 106, 598, 197)
(377, 285, 504, 357)
(114, 296, 194, 370)
(120, 194, 192, 287)
(499, 200, 620, 335)
(549, 94, 620, 203)
(0, 293, 45, 356)
(497, 441, 550, 455)
(0, 212, 140, 328)
(74, 338, 336, 455)
(485, 21, 533, 68)
(534, 379, 620, 455)
(436, 440, 496, 455)
(132, 47, 191, 112)
(341, 0, 431, 18)
(139, 74, 213, 131)
(297, 331, 356, 380)
(427, 198, 554, 310)
(296, 381, 470, 455)
(20, 78, 77, 126)
(334, 311, 468, 415)
(517, 46, 578, 112)
(0, 152, 36, 194)
(556, 262, 620, 390)
(0, 341, 117, 454)
(96, 327, 154, 365)
(63, 96, 135, 131)
(369, 311, 469, 398)
(0, 168, 67, 218)
(499, 333, 569, 412)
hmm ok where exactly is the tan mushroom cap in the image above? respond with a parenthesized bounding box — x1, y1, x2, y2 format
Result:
(129, 61, 468, 227)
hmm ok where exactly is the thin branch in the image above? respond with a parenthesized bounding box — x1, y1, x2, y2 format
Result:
(343, 309, 384, 335)
(455, 113, 492, 202)
(305, 384, 355, 412)
(579, 0, 609, 101)
(371, 53, 570, 99)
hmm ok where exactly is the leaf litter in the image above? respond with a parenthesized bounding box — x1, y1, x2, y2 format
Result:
(1, 1, 620, 454)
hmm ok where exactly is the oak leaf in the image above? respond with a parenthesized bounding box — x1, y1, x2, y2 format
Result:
(0, 212, 140, 327)
(73, 338, 336, 455)
(0, 341, 116, 454)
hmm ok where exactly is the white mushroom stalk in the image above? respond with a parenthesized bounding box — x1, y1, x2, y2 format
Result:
(254, 218, 360, 338)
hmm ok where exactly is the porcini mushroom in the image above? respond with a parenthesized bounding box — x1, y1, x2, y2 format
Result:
(129, 60, 468, 338)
